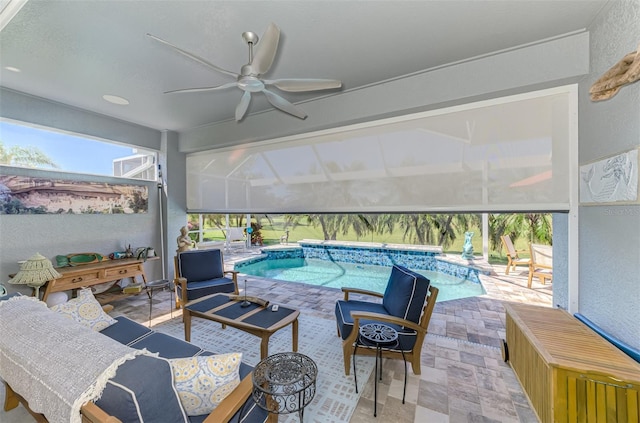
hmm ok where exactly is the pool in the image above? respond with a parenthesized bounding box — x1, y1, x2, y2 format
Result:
(236, 256, 486, 302)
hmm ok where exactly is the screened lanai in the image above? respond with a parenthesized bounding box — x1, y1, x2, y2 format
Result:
(186, 87, 573, 215)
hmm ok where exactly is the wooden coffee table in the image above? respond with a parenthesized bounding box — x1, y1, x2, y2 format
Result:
(183, 293, 299, 359)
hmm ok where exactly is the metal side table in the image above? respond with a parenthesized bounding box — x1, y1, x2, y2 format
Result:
(252, 352, 317, 422)
(353, 322, 407, 417)
(145, 279, 171, 327)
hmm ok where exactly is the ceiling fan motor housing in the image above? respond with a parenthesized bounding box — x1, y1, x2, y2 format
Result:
(237, 75, 265, 92)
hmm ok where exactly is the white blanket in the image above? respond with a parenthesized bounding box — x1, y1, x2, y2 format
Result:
(0, 296, 150, 423)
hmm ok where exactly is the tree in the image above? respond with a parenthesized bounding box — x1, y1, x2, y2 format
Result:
(489, 213, 553, 253)
(433, 214, 481, 249)
(303, 213, 377, 241)
(0, 140, 59, 168)
(396, 214, 438, 244)
(340, 214, 374, 241)
(306, 214, 342, 240)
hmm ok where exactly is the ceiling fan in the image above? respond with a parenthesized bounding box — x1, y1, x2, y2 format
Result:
(147, 23, 342, 121)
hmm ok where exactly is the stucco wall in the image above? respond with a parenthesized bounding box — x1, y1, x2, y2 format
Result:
(0, 92, 177, 292)
(162, 130, 187, 280)
(0, 165, 163, 294)
(552, 213, 569, 309)
(578, 0, 640, 349)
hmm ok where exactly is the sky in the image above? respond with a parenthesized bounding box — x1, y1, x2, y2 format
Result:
(0, 120, 137, 175)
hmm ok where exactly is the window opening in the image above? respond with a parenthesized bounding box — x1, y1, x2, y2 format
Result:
(0, 119, 157, 180)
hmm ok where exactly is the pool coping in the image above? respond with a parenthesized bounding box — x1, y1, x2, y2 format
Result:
(235, 240, 496, 285)
(292, 239, 444, 254)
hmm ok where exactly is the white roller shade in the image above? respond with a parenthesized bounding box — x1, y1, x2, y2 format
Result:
(187, 86, 574, 213)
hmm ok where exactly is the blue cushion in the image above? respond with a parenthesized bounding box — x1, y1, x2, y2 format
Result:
(183, 278, 236, 301)
(334, 299, 418, 350)
(100, 316, 153, 345)
(96, 355, 188, 423)
(0, 292, 22, 301)
(382, 265, 430, 323)
(178, 250, 224, 282)
(129, 332, 205, 359)
(335, 300, 388, 340)
(188, 400, 267, 423)
(98, 305, 267, 422)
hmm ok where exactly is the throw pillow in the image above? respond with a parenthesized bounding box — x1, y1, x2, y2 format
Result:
(169, 353, 242, 416)
(51, 288, 117, 331)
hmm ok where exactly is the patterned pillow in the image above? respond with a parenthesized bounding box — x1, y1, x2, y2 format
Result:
(51, 288, 117, 331)
(169, 353, 242, 416)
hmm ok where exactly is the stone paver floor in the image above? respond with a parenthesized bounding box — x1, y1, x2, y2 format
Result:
(112, 248, 551, 422)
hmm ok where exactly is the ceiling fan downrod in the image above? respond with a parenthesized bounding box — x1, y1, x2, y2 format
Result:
(242, 31, 258, 71)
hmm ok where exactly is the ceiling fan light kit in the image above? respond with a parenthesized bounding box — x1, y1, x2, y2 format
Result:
(148, 23, 342, 121)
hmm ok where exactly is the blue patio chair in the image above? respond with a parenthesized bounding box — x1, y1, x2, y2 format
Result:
(173, 249, 239, 308)
(334, 264, 438, 375)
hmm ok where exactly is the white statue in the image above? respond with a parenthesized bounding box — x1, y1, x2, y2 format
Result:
(176, 226, 194, 253)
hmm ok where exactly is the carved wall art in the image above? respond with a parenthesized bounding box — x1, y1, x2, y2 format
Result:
(580, 149, 638, 204)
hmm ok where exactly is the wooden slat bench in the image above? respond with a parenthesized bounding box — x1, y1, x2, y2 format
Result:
(504, 303, 640, 423)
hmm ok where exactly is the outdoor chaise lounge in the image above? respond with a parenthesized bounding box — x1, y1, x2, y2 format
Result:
(226, 227, 247, 251)
(528, 243, 553, 288)
(500, 235, 531, 275)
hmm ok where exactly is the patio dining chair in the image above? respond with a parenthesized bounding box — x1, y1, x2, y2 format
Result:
(173, 249, 239, 309)
(500, 235, 531, 275)
(334, 265, 439, 375)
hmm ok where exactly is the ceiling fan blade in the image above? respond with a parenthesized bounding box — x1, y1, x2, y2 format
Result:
(250, 23, 280, 75)
(265, 78, 342, 92)
(165, 82, 237, 94)
(235, 91, 252, 121)
(147, 33, 238, 78)
(262, 89, 307, 119)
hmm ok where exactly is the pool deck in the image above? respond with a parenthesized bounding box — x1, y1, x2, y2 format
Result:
(112, 245, 551, 422)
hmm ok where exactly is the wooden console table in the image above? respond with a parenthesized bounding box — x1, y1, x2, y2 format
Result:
(38, 258, 154, 304)
(504, 303, 640, 423)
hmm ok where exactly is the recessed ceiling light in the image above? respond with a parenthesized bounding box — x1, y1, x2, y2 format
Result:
(102, 94, 130, 105)
(4, 66, 21, 72)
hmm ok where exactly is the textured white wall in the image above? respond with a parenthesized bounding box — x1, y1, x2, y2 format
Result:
(162, 130, 187, 280)
(0, 88, 161, 150)
(0, 166, 163, 294)
(0, 93, 165, 292)
(578, 0, 640, 349)
(552, 214, 569, 309)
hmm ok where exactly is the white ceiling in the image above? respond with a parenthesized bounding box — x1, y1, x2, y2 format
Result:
(0, 1, 609, 133)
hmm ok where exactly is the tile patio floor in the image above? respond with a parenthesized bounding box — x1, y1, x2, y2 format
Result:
(111, 248, 552, 422)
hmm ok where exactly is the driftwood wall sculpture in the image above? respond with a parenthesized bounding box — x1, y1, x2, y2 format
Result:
(590, 43, 640, 101)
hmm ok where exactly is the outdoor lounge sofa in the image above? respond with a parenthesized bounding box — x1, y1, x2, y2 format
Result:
(0, 293, 268, 423)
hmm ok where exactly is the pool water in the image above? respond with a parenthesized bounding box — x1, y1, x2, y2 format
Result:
(237, 257, 485, 302)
